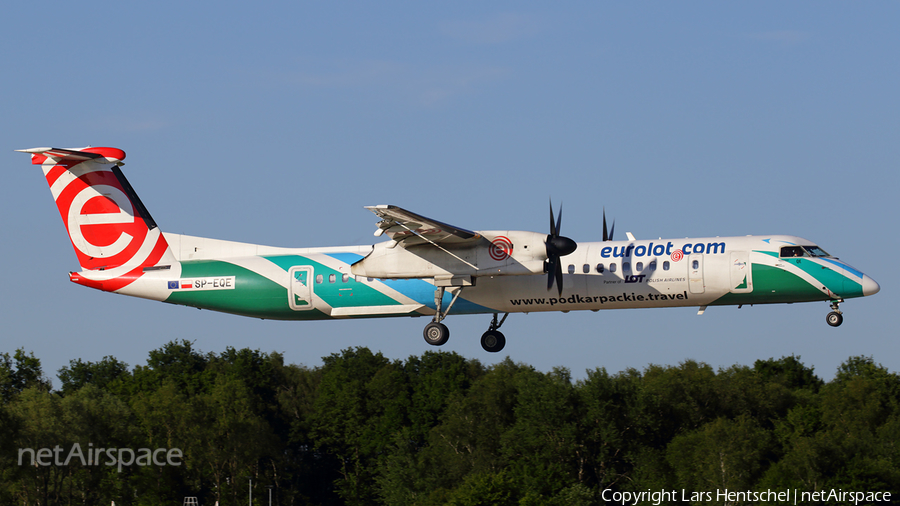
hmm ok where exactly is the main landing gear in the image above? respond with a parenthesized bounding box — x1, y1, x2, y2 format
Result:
(826, 299, 844, 327)
(481, 312, 508, 353)
(423, 321, 450, 346)
(423, 286, 458, 346)
(422, 286, 509, 353)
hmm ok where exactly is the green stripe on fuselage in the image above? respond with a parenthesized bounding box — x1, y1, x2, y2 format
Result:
(263, 255, 402, 309)
(166, 260, 312, 319)
(712, 263, 826, 306)
(789, 257, 862, 298)
(165, 256, 416, 320)
(755, 251, 862, 299)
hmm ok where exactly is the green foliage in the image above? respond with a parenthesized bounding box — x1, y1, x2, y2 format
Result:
(754, 354, 824, 392)
(1, 344, 898, 505)
(58, 355, 130, 395)
(310, 347, 405, 505)
(0, 348, 50, 401)
(667, 415, 774, 491)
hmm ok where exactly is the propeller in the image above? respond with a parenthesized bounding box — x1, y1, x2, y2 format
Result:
(545, 200, 578, 296)
(602, 207, 615, 242)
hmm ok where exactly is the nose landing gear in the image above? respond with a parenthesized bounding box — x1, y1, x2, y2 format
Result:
(826, 299, 844, 327)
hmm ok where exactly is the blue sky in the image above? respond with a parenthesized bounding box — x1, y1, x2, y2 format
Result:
(2, 2, 898, 383)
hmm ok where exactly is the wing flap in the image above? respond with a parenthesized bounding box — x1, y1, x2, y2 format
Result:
(365, 205, 481, 246)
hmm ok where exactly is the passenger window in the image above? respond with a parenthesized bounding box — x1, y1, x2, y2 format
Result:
(328, 274, 336, 283)
(648, 261, 657, 271)
(568, 265, 575, 274)
(663, 261, 670, 271)
(636, 262, 643, 272)
(610, 263, 617, 272)
(316, 274, 324, 284)
(596, 263, 604, 274)
(342, 273, 350, 283)
(623, 262, 630, 271)
(583, 264, 590, 274)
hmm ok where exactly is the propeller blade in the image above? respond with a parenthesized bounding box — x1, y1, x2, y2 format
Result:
(546, 199, 577, 294)
(555, 261, 564, 296)
(602, 208, 609, 242)
(549, 199, 557, 237)
(556, 203, 563, 237)
(546, 258, 556, 291)
(602, 208, 616, 242)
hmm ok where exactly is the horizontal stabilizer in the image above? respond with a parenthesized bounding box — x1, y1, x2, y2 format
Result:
(16, 147, 126, 165)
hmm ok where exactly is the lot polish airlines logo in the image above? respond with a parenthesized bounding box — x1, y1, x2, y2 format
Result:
(42, 150, 170, 291)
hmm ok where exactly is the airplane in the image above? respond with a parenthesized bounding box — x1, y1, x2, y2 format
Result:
(19, 146, 881, 353)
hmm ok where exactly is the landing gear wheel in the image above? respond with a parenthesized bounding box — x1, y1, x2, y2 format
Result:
(424, 322, 450, 346)
(481, 330, 506, 353)
(826, 311, 843, 327)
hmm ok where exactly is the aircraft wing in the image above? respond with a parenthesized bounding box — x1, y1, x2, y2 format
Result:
(365, 205, 481, 246)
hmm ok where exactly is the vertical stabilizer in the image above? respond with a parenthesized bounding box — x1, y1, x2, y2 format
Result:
(19, 147, 177, 292)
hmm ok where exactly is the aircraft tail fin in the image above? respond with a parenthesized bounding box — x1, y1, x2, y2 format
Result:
(19, 146, 177, 292)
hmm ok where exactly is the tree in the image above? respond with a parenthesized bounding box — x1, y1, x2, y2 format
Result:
(418, 358, 530, 500)
(0, 349, 50, 401)
(667, 415, 773, 493)
(502, 367, 582, 498)
(762, 356, 900, 492)
(578, 367, 645, 490)
(754, 355, 823, 392)
(310, 347, 406, 505)
(57, 356, 130, 395)
(129, 340, 211, 396)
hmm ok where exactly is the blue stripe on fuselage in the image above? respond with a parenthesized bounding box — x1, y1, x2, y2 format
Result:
(820, 258, 864, 280)
(325, 252, 493, 314)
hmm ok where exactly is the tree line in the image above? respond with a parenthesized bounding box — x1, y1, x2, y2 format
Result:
(0, 341, 897, 505)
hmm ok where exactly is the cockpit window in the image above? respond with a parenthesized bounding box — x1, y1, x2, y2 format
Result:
(780, 246, 807, 258)
(780, 245, 831, 258)
(804, 246, 830, 257)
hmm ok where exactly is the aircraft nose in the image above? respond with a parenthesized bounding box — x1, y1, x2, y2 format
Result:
(862, 275, 880, 296)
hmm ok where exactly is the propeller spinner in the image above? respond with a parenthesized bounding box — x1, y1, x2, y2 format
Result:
(545, 200, 577, 296)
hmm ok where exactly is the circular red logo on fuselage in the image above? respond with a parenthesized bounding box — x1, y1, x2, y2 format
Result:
(490, 236, 513, 261)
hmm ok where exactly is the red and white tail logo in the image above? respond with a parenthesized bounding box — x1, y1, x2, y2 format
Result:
(20, 147, 176, 292)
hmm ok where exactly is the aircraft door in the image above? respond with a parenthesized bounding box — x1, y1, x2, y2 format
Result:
(729, 251, 752, 293)
(289, 266, 314, 310)
(688, 254, 705, 294)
